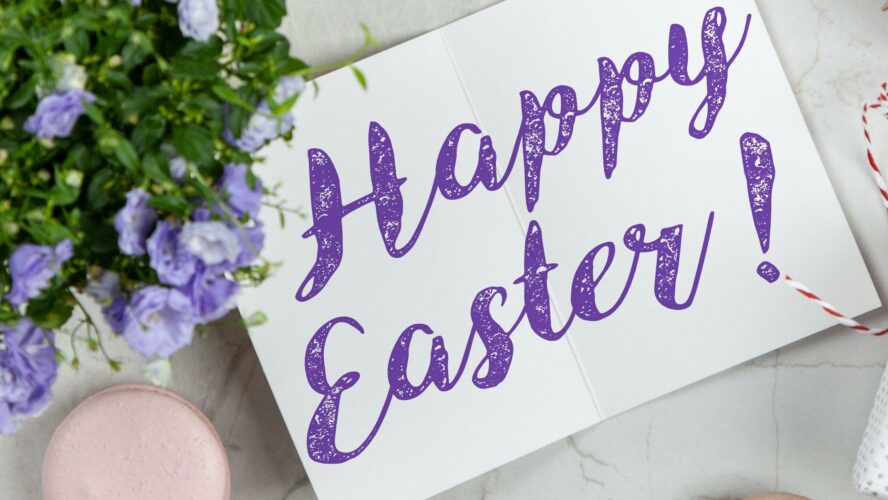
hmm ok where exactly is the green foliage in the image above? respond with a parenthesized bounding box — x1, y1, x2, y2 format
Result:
(0, 0, 375, 379)
(0, 0, 315, 334)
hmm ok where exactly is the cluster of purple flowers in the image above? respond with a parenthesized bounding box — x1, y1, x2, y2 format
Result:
(1, 240, 69, 434)
(224, 76, 305, 152)
(101, 163, 264, 358)
(1, 0, 305, 435)
(0, 320, 58, 434)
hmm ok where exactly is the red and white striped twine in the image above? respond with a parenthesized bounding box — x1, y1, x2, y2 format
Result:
(786, 82, 887, 336)
(862, 82, 888, 210)
(785, 275, 888, 336)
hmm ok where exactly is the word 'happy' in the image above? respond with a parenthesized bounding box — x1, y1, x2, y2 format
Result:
(297, 7, 751, 464)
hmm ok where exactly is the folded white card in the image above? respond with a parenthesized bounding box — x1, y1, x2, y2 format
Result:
(241, 1, 881, 498)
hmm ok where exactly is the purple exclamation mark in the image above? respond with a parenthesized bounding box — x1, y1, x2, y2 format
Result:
(740, 132, 780, 283)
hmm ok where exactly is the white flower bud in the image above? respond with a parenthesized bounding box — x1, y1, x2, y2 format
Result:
(53, 54, 87, 92)
(64, 170, 84, 188)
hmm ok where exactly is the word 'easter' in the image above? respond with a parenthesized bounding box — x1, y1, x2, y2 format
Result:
(297, 6, 750, 464)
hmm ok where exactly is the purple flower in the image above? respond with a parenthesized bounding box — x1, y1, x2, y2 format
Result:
(219, 164, 262, 218)
(179, 221, 240, 266)
(224, 76, 304, 152)
(24, 89, 96, 139)
(114, 188, 157, 256)
(6, 240, 73, 307)
(223, 102, 282, 152)
(0, 319, 58, 434)
(177, 0, 219, 42)
(162, 144, 187, 182)
(147, 221, 198, 286)
(119, 286, 195, 358)
(85, 271, 121, 306)
(273, 76, 305, 104)
(181, 265, 240, 323)
(102, 297, 128, 334)
(169, 156, 187, 182)
(234, 223, 264, 267)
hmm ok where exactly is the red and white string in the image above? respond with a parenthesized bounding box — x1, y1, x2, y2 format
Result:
(787, 82, 887, 336)
(863, 82, 888, 210)
(785, 275, 888, 336)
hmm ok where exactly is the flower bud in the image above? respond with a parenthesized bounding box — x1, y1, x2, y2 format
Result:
(64, 170, 84, 188)
(53, 54, 87, 92)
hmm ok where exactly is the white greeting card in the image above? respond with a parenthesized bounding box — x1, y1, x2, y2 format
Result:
(240, 1, 881, 498)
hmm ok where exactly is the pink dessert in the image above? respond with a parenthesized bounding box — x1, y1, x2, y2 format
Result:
(42, 384, 230, 500)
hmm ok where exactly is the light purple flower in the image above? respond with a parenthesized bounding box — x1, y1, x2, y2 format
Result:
(147, 221, 198, 287)
(234, 223, 264, 267)
(273, 75, 305, 104)
(24, 89, 95, 139)
(6, 240, 73, 307)
(179, 221, 240, 266)
(85, 271, 121, 306)
(223, 102, 282, 152)
(0, 319, 58, 434)
(102, 297, 128, 334)
(114, 188, 157, 256)
(219, 164, 262, 218)
(162, 144, 187, 182)
(177, 0, 219, 42)
(131, 0, 142, 5)
(188, 208, 263, 269)
(119, 286, 195, 358)
(181, 265, 240, 323)
(224, 76, 304, 152)
(169, 156, 187, 182)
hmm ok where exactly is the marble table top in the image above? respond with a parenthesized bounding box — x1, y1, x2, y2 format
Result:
(3, 1, 888, 499)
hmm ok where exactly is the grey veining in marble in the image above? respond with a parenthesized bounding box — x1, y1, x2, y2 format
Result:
(2, 1, 888, 499)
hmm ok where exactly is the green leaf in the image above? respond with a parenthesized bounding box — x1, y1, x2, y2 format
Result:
(171, 54, 221, 80)
(64, 31, 90, 59)
(360, 22, 379, 47)
(86, 168, 118, 210)
(351, 65, 367, 90)
(242, 311, 268, 328)
(26, 289, 74, 330)
(172, 124, 214, 166)
(122, 86, 173, 116)
(120, 38, 150, 71)
(148, 194, 190, 215)
(241, 0, 287, 28)
(98, 130, 139, 174)
(25, 221, 75, 245)
(78, 212, 118, 256)
(48, 166, 81, 206)
(226, 86, 259, 139)
(131, 115, 166, 153)
(177, 38, 223, 60)
(278, 56, 308, 75)
(142, 150, 171, 184)
(5, 75, 36, 110)
(80, 99, 105, 125)
(104, 69, 133, 91)
(0, 303, 20, 325)
(211, 83, 256, 113)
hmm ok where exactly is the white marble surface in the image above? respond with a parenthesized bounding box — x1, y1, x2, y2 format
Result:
(3, 1, 888, 499)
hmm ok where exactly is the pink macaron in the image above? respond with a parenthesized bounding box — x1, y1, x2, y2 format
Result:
(42, 384, 230, 500)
